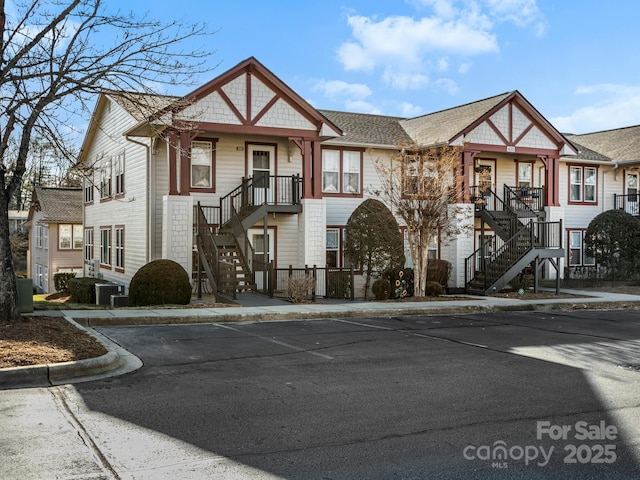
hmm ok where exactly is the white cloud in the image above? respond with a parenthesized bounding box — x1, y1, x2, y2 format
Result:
(312, 79, 373, 100)
(551, 84, 640, 134)
(382, 70, 430, 90)
(434, 78, 460, 95)
(345, 100, 382, 114)
(485, 0, 547, 36)
(400, 102, 423, 117)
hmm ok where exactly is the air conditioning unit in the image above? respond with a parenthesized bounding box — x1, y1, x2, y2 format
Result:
(95, 283, 123, 305)
(110, 294, 129, 308)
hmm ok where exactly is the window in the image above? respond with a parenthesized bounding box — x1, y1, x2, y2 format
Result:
(326, 228, 340, 267)
(35, 225, 49, 250)
(403, 154, 437, 197)
(191, 141, 212, 188)
(322, 149, 362, 195)
(100, 227, 111, 266)
(35, 264, 49, 292)
(115, 226, 124, 271)
(569, 166, 597, 203)
(114, 152, 125, 196)
(59, 224, 83, 250)
(518, 163, 533, 189)
(568, 230, 595, 266)
(84, 228, 94, 262)
(84, 179, 93, 203)
(100, 158, 112, 199)
(325, 227, 354, 268)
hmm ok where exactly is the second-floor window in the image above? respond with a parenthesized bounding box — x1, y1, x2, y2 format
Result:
(35, 225, 49, 250)
(59, 224, 83, 250)
(114, 152, 125, 196)
(322, 149, 362, 195)
(100, 159, 112, 199)
(191, 140, 212, 188)
(569, 166, 597, 203)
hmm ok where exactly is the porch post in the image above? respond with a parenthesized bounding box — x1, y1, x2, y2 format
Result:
(312, 141, 323, 199)
(167, 131, 179, 195)
(302, 140, 313, 199)
(179, 131, 191, 195)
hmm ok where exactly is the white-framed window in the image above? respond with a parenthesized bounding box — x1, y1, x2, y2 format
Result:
(35, 225, 49, 250)
(326, 228, 340, 268)
(35, 264, 49, 292)
(114, 152, 125, 195)
(115, 226, 124, 270)
(59, 224, 83, 250)
(569, 166, 597, 203)
(84, 228, 94, 262)
(569, 230, 595, 266)
(100, 158, 112, 199)
(84, 178, 94, 203)
(191, 140, 212, 188)
(518, 163, 533, 189)
(100, 227, 111, 266)
(322, 149, 361, 194)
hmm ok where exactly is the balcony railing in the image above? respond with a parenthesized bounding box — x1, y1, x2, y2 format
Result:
(614, 193, 640, 216)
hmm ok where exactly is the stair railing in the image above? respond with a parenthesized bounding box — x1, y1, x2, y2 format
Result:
(504, 185, 544, 216)
(195, 202, 220, 295)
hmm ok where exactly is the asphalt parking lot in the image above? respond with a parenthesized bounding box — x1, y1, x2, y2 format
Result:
(4, 310, 640, 479)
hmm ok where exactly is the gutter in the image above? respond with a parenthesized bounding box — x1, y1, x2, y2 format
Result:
(124, 135, 152, 264)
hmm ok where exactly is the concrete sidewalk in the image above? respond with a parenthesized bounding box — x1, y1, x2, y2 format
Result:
(2, 288, 640, 389)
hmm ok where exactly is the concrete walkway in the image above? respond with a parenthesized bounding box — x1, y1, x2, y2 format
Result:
(2, 288, 640, 389)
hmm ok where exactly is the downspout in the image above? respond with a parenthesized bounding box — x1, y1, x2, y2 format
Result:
(125, 135, 152, 263)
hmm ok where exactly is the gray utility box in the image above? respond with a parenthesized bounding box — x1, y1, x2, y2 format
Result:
(95, 283, 123, 305)
(110, 294, 129, 308)
(16, 277, 33, 313)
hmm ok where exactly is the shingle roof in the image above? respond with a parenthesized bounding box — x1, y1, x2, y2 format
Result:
(400, 92, 513, 146)
(566, 125, 640, 162)
(33, 187, 82, 223)
(563, 138, 612, 162)
(108, 91, 178, 122)
(318, 110, 412, 147)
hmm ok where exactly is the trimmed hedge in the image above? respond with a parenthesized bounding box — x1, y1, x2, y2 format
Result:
(54, 272, 76, 293)
(129, 259, 191, 306)
(372, 278, 391, 300)
(68, 277, 103, 304)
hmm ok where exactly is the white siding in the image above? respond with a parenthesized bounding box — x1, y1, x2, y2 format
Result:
(83, 96, 150, 288)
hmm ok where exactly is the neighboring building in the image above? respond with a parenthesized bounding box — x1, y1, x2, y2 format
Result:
(26, 187, 83, 293)
(8, 209, 28, 234)
(77, 57, 639, 297)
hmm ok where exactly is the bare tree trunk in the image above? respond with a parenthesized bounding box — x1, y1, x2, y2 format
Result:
(0, 186, 20, 322)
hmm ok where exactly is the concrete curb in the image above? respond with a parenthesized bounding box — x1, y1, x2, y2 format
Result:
(73, 300, 640, 328)
(0, 316, 127, 390)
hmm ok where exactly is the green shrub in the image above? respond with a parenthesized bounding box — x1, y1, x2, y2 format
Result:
(509, 274, 533, 291)
(425, 281, 443, 296)
(129, 259, 192, 306)
(54, 272, 76, 293)
(426, 259, 452, 286)
(68, 277, 103, 304)
(372, 278, 391, 300)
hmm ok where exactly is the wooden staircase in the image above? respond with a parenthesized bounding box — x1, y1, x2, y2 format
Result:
(194, 175, 302, 299)
(465, 186, 563, 295)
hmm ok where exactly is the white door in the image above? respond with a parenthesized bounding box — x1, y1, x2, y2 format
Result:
(249, 228, 274, 290)
(475, 160, 495, 208)
(626, 173, 638, 215)
(249, 145, 275, 205)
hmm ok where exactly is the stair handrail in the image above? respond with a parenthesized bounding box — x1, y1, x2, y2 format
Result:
(195, 202, 220, 294)
(504, 184, 542, 217)
(229, 203, 255, 274)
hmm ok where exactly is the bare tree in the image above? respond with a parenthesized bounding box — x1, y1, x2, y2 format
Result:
(373, 143, 472, 297)
(0, 0, 215, 322)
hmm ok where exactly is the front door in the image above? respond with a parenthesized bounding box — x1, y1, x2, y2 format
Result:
(249, 145, 275, 205)
(475, 159, 496, 208)
(626, 173, 638, 215)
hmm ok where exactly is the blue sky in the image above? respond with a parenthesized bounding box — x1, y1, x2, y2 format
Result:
(102, 1, 640, 134)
